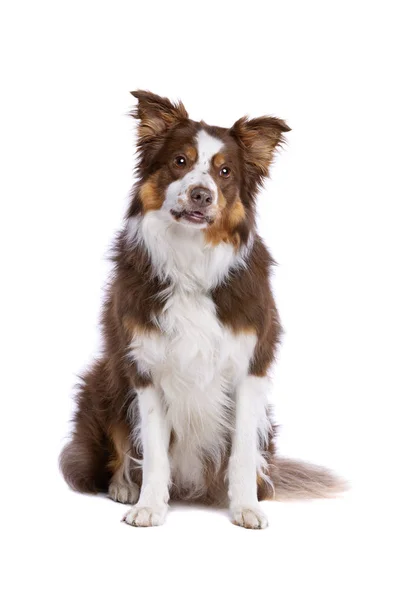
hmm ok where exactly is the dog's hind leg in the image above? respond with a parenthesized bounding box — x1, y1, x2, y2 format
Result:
(107, 423, 140, 505)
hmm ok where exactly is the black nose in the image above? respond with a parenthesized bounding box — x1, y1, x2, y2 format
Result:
(190, 187, 213, 207)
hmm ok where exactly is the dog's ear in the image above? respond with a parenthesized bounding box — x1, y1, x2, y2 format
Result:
(130, 90, 189, 143)
(230, 115, 290, 181)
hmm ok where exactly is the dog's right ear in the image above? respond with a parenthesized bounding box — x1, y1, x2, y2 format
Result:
(230, 115, 290, 183)
(130, 90, 188, 143)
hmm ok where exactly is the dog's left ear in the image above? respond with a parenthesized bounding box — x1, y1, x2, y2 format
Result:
(230, 115, 290, 180)
(130, 90, 189, 143)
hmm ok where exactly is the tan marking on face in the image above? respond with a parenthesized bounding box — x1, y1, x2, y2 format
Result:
(139, 175, 164, 212)
(228, 197, 245, 226)
(213, 153, 226, 169)
(218, 192, 227, 210)
(204, 197, 246, 247)
(185, 146, 197, 162)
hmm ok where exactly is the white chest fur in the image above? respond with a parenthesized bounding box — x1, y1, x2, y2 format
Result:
(131, 289, 256, 495)
(127, 213, 256, 495)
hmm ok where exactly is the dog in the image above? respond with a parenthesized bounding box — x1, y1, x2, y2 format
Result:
(60, 91, 345, 528)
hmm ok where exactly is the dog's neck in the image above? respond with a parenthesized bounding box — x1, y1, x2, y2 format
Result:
(126, 211, 252, 292)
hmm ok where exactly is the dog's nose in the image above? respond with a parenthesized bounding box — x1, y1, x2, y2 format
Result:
(190, 187, 213, 207)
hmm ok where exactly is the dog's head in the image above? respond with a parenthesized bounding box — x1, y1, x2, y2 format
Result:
(129, 91, 289, 246)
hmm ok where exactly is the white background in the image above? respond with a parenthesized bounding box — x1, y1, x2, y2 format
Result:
(1, 1, 399, 599)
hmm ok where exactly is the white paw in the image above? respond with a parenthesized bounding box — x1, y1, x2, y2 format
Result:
(231, 506, 268, 529)
(108, 481, 139, 505)
(123, 504, 168, 527)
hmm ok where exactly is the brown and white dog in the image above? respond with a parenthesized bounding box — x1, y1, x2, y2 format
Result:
(60, 91, 344, 528)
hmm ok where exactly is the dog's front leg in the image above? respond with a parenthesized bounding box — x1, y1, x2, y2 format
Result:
(228, 375, 269, 529)
(124, 386, 170, 527)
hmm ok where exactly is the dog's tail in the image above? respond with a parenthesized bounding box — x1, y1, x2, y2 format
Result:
(59, 434, 109, 494)
(59, 362, 112, 494)
(262, 457, 348, 501)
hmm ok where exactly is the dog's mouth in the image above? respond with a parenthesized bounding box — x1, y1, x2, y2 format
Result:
(170, 209, 213, 225)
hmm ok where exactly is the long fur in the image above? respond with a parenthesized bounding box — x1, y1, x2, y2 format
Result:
(60, 91, 346, 527)
(268, 458, 347, 501)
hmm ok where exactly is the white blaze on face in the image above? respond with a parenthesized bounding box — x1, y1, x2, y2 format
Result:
(164, 130, 224, 212)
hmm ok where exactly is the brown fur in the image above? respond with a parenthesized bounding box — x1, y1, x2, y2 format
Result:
(131, 90, 188, 145)
(212, 235, 282, 376)
(213, 152, 226, 169)
(139, 175, 164, 212)
(204, 196, 246, 247)
(231, 115, 291, 181)
(107, 423, 131, 475)
(185, 145, 197, 162)
(60, 91, 345, 505)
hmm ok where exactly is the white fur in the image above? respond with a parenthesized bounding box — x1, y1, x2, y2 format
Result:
(228, 375, 272, 528)
(164, 130, 224, 225)
(128, 210, 252, 292)
(124, 387, 170, 527)
(131, 317, 257, 496)
(126, 211, 269, 511)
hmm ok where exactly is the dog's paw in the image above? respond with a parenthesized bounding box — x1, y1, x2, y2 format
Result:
(231, 505, 268, 529)
(122, 503, 168, 527)
(108, 481, 139, 505)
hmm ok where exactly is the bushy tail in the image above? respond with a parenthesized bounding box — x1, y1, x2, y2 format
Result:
(59, 435, 109, 494)
(59, 366, 111, 494)
(267, 457, 348, 501)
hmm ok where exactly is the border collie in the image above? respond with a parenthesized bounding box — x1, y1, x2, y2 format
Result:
(60, 91, 345, 528)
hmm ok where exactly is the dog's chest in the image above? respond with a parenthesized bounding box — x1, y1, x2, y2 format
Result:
(131, 287, 256, 492)
(129, 214, 256, 493)
(132, 287, 255, 401)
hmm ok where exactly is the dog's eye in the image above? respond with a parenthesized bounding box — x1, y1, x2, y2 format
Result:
(219, 166, 231, 178)
(174, 155, 187, 168)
